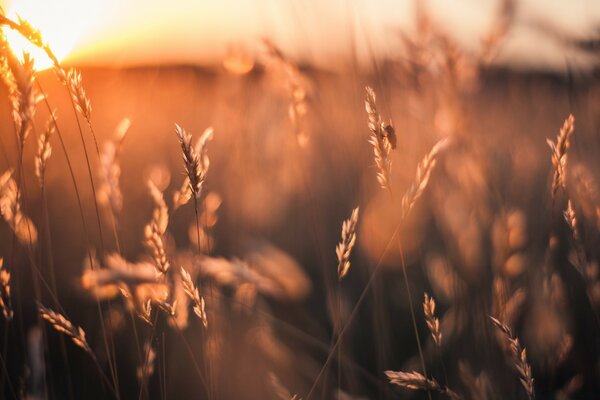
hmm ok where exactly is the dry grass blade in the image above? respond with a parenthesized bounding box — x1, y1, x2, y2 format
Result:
(386, 370, 463, 400)
(401, 138, 449, 219)
(35, 112, 56, 188)
(0, 170, 38, 244)
(174, 125, 213, 201)
(39, 305, 92, 354)
(0, 258, 12, 320)
(365, 86, 395, 189)
(336, 206, 359, 280)
(181, 267, 208, 328)
(490, 316, 534, 400)
(145, 180, 170, 275)
(423, 292, 442, 347)
(547, 114, 575, 197)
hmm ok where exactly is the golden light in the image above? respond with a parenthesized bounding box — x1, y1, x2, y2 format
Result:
(2, 0, 102, 69)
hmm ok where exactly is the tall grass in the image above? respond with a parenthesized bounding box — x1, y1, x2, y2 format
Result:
(0, 6, 597, 400)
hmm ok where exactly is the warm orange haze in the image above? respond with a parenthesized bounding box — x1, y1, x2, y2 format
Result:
(0, 1, 597, 399)
(2, 0, 600, 70)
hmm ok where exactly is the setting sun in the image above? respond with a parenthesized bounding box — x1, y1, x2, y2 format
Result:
(2, 0, 101, 69)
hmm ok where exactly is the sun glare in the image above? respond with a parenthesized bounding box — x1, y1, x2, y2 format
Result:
(3, 0, 101, 69)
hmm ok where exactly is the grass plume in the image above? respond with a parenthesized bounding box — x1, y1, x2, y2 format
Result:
(365, 86, 395, 189)
(144, 180, 170, 275)
(35, 112, 56, 188)
(423, 292, 442, 347)
(401, 138, 449, 219)
(39, 305, 92, 355)
(181, 267, 208, 328)
(547, 114, 575, 198)
(386, 370, 463, 400)
(0, 258, 12, 320)
(490, 316, 535, 400)
(336, 206, 359, 280)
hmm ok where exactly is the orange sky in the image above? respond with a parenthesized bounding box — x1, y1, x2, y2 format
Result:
(2, 0, 599, 71)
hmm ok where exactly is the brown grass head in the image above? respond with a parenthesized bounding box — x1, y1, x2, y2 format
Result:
(39, 305, 92, 355)
(423, 292, 442, 347)
(66, 68, 92, 122)
(174, 124, 213, 201)
(180, 266, 208, 328)
(35, 112, 56, 188)
(490, 316, 535, 400)
(144, 180, 170, 275)
(0, 258, 12, 320)
(0, 170, 38, 245)
(336, 206, 359, 280)
(401, 138, 449, 219)
(547, 114, 575, 198)
(365, 86, 394, 189)
(97, 118, 130, 216)
(0, 44, 38, 147)
(386, 370, 463, 400)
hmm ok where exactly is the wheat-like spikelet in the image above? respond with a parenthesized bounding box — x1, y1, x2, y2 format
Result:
(423, 292, 442, 347)
(0, 16, 60, 67)
(97, 119, 129, 216)
(13, 17, 44, 48)
(66, 68, 91, 123)
(0, 171, 38, 244)
(547, 114, 575, 198)
(174, 125, 213, 201)
(144, 180, 170, 275)
(174, 124, 200, 198)
(0, 258, 12, 320)
(147, 179, 168, 236)
(180, 267, 208, 328)
(173, 176, 193, 210)
(0, 48, 19, 128)
(336, 207, 359, 280)
(401, 138, 449, 219)
(263, 39, 309, 146)
(386, 370, 463, 400)
(35, 112, 56, 188)
(563, 200, 599, 301)
(0, 44, 39, 147)
(157, 300, 178, 318)
(139, 298, 152, 324)
(564, 200, 580, 244)
(14, 53, 37, 147)
(39, 305, 92, 354)
(490, 316, 534, 400)
(365, 86, 395, 189)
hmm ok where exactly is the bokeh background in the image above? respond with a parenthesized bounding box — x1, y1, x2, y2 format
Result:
(0, 0, 598, 399)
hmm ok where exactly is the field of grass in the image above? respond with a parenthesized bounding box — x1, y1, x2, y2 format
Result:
(0, 8, 598, 400)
